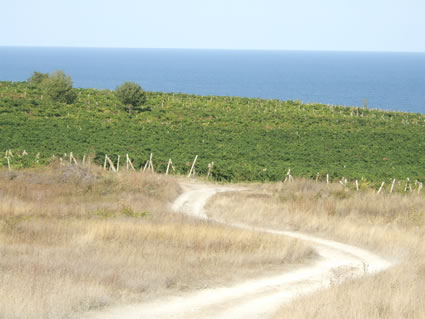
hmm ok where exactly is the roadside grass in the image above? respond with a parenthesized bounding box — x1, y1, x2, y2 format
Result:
(0, 167, 313, 319)
(205, 179, 425, 318)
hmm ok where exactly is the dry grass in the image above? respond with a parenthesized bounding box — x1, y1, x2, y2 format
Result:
(275, 257, 425, 319)
(206, 179, 425, 318)
(0, 166, 313, 319)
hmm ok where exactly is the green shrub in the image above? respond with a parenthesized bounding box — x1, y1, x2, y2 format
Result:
(115, 81, 147, 113)
(27, 71, 48, 86)
(42, 70, 76, 104)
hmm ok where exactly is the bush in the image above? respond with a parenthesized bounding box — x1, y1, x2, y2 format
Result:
(27, 72, 48, 86)
(42, 70, 76, 104)
(115, 81, 147, 113)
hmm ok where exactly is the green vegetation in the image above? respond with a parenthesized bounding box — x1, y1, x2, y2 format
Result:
(40, 70, 77, 104)
(115, 81, 147, 113)
(28, 71, 48, 86)
(1, 80, 425, 184)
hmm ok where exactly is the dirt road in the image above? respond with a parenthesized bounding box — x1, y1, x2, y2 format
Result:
(85, 183, 391, 319)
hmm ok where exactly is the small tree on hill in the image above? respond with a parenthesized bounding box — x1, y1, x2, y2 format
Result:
(42, 70, 77, 104)
(28, 71, 49, 86)
(115, 81, 147, 113)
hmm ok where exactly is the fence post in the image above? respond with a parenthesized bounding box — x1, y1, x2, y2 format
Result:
(377, 182, 385, 194)
(188, 155, 198, 178)
(284, 169, 294, 183)
(207, 162, 214, 179)
(390, 179, 396, 193)
(148, 153, 154, 173)
(126, 154, 135, 171)
(166, 158, 175, 175)
(106, 155, 117, 172)
(129, 155, 135, 171)
(70, 153, 78, 166)
(404, 178, 410, 192)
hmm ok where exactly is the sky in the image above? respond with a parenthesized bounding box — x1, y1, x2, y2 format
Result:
(1, 0, 425, 52)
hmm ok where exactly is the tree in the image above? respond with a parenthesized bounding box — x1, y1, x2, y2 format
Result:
(42, 70, 76, 104)
(27, 71, 49, 86)
(115, 81, 147, 113)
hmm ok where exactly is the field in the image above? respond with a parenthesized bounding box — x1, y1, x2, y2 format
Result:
(0, 166, 312, 319)
(206, 179, 425, 318)
(1, 81, 425, 184)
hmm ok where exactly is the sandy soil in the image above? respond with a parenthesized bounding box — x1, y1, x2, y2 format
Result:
(84, 182, 391, 319)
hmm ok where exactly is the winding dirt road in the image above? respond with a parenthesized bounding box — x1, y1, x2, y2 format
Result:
(85, 183, 391, 319)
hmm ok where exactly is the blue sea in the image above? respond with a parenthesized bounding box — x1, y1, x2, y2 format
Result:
(1, 47, 425, 113)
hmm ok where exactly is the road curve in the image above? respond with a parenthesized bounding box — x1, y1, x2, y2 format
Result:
(85, 183, 391, 319)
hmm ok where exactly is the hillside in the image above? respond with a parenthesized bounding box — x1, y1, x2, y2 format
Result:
(1, 81, 425, 184)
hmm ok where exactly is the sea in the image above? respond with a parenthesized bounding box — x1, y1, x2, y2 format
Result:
(1, 47, 425, 113)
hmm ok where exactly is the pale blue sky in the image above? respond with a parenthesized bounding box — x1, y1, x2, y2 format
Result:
(2, 0, 425, 52)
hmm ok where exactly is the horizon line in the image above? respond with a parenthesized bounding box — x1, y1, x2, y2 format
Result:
(1, 45, 425, 54)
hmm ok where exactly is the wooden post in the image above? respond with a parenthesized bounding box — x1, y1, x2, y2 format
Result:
(126, 154, 129, 170)
(104, 155, 107, 170)
(390, 179, 396, 194)
(166, 158, 174, 175)
(126, 154, 135, 171)
(106, 156, 117, 172)
(188, 155, 198, 178)
(326, 174, 329, 184)
(116, 155, 120, 172)
(82, 154, 86, 166)
(377, 182, 385, 194)
(355, 180, 359, 191)
(284, 169, 294, 183)
(149, 153, 154, 173)
(70, 153, 78, 166)
(143, 160, 149, 172)
(404, 178, 410, 192)
(289, 170, 294, 182)
(207, 162, 214, 179)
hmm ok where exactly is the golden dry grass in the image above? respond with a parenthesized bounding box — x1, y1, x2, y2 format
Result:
(206, 179, 425, 318)
(0, 166, 313, 319)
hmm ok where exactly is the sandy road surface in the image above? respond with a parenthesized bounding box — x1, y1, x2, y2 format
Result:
(85, 183, 391, 319)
